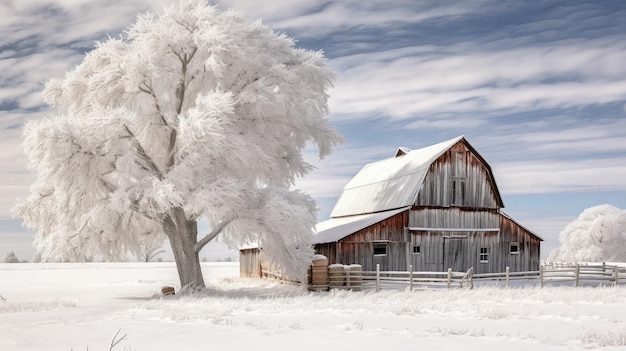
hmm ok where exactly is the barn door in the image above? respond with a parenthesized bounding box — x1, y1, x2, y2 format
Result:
(443, 237, 467, 272)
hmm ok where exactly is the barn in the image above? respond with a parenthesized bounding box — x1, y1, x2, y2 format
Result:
(314, 136, 542, 274)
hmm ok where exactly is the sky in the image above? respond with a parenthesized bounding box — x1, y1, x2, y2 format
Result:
(1, 0, 625, 262)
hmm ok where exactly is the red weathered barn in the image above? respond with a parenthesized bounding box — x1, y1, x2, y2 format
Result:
(313, 136, 542, 273)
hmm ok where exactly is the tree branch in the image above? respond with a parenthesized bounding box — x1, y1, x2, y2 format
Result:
(123, 125, 163, 179)
(138, 81, 169, 127)
(167, 46, 198, 172)
(194, 217, 235, 254)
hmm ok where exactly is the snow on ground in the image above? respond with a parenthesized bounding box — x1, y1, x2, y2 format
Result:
(1, 263, 626, 350)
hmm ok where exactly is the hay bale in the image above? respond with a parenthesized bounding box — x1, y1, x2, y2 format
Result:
(161, 286, 175, 296)
(312, 254, 328, 265)
(309, 255, 329, 291)
(328, 264, 346, 288)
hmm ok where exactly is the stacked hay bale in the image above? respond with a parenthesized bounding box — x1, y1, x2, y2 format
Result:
(308, 255, 329, 291)
(328, 264, 346, 289)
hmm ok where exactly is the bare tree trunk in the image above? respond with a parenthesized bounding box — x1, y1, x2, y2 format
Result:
(164, 207, 205, 291)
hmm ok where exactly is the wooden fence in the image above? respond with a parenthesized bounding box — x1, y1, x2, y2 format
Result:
(260, 262, 626, 291)
(328, 264, 473, 291)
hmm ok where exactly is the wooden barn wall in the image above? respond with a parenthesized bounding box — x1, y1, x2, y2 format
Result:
(239, 248, 261, 277)
(415, 142, 499, 209)
(315, 211, 409, 271)
(409, 208, 499, 273)
(409, 208, 500, 229)
(407, 209, 540, 273)
(314, 209, 540, 273)
(500, 215, 542, 272)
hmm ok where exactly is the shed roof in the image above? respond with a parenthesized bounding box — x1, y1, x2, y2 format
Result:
(330, 136, 468, 217)
(314, 207, 409, 244)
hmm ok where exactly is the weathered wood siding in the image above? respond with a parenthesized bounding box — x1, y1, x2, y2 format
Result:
(314, 210, 409, 271)
(406, 209, 541, 273)
(409, 207, 500, 229)
(415, 141, 500, 209)
(315, 207, 541, 274)
(500, 215, 542, 272)
(408, 208, 500, 273)
(239, 248, 261, 277)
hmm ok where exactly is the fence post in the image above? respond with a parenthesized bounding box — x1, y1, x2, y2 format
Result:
(376, 264, 380, 292)
(603, 262, 606, 272)
(539, 265, 544, 288)
(575, 263, 580, 287)
(346, 266, 351, 289)
(447, 268, 452, 289)
(614, 266, 619, 287)
(409, 264, 413, 291)
(506, 266, 510, 288)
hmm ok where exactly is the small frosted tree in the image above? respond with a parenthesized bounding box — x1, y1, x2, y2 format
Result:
(140, 234, 166, 262)
(3, 252, 20, 263)
(15, 1, 342, 290)
(548, 204, 626, 262)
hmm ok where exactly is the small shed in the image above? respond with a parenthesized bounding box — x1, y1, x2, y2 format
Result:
(314, 136, 542, 274)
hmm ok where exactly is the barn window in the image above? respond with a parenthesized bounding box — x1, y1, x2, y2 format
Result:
(452, 180, 466, 205)
(413, 245, 421, 254)
(479, 247, 489, 263)
(510, 242, 519, 255)
(373, 243, 387, 256)
(454, 152, 466, 177)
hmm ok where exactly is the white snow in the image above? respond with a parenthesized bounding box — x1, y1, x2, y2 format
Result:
(2, 262, 626, 350)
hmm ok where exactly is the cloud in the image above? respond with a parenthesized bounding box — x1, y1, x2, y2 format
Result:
(215, 0, 331, 22)
(268, 0, 482, 36)
(328, 38, 626, 121)
(494, 158, 626, 195)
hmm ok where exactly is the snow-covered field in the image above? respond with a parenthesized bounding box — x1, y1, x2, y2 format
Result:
(1, 263, 626, 350)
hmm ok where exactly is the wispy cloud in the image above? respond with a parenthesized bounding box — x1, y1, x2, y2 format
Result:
(328, 38, 626, 121)
(268, 0, 482, 36)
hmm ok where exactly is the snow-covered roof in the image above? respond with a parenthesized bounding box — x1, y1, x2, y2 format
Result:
(314, 207, 410, 244)
(330, 136, 465, 217)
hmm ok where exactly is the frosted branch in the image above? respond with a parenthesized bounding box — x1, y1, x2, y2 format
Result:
(138, 81, 169, 127)
(123, 125, 163, 179)
(194, 216, 235, 253)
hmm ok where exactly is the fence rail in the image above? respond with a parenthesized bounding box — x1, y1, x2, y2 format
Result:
(327, 265, 471, 291)
(262, 262, 626, 292)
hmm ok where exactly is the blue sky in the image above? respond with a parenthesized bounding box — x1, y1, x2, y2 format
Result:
(1, 0, 625, 261)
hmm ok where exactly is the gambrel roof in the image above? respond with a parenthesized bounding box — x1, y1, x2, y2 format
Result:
(330, 136, 503, 217)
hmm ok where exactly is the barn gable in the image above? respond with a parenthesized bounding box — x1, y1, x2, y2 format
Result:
(415, 138, 503, 209)
(330, 136, 503, 217)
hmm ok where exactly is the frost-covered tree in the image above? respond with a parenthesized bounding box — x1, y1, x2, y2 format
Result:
(548, 205, 626, 262)
(15, 1, 342, 290)
(140, 235, 166, 262)
(3, 252, 20, 263)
